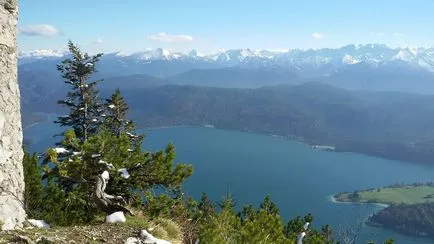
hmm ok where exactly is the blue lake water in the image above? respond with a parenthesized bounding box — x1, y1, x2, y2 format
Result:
(25, 114, 434, 243)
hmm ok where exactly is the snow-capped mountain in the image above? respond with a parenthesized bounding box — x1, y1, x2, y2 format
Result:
(19, 44, 434, 76)
(19, 49, 67, 59)
(126, 48, 186, 61)
(18, 49, 68, 65)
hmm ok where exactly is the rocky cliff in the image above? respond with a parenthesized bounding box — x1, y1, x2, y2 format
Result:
(0, 0, 26, 230)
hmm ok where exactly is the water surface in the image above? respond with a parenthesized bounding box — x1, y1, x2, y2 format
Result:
(26, 116, 434, 243)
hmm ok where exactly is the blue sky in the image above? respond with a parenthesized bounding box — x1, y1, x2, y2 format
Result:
(18, 0, 434, 53)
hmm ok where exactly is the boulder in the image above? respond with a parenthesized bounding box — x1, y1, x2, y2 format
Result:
(140, 229, 171, 244)
(106, 211, 126, 223)
(27, 219, 50, 229)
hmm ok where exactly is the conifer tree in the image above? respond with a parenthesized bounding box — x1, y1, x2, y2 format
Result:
(198, 192, 215, 219)
(42, 41, 193, 224)
(240, 196, 286, 243)
(23, 150, 43, 218)
(199, 195, 241, 243)
(56, 40, 103, 142)
(104, 88, 141, 144)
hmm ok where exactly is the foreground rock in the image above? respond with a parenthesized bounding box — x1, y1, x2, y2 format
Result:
(125, 229, 172, 244)
(0, 0, 26, 230)
(139, 229, 171, 244)
(106, 211, 127, 223)
(27, 219, 51, 229)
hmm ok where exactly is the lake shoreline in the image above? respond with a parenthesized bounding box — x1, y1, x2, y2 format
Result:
(139, 123, 425, 166)
(331, 184, 434, 242)
(24, 121, 42, 130)
(25, 121, 434, 243)
(140, 124, 338, 152)
(328, 194, 390, 208)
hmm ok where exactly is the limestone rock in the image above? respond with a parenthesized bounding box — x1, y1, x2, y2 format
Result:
(140, 230, 171, 244)
(0, 0, 26, 230)
(106, 211, 126, 223)
(27, 219, 51, 229)
(125, 237, 141, 244)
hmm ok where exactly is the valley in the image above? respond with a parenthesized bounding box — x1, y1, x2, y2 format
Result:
(18, 44, 434, 243)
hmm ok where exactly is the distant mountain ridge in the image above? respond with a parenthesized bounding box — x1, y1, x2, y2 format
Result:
(19, 44, 434, 76)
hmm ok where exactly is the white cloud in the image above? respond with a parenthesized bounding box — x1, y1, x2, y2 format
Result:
(394, 32, 405, 37)
(93, 38, 103, 44)
(19, 24, 61, 37)
(147, 32, 194, 42)
(312, 32, 324, 39)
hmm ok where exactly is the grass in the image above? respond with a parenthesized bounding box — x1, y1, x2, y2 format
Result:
(335, 185, 434, 205)
(0, 215, 182, 244)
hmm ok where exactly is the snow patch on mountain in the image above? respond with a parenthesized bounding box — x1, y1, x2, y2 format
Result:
(342, 54, 361, 64)
(19, 49, 67, 59)
(393, 49, 416, 61)
(18, 44, 434, 73)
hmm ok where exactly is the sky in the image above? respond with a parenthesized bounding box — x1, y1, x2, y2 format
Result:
(18, 0, 434, 54)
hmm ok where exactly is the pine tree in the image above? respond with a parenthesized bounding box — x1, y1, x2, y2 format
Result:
(259, 195, 279, 215)
(42, 40, 193, 225)
(43, 127, 193, 222)
(285, 215, 305, 239)
(104, 89, 134, 137)
(199, 195, 241, 243)
(56, 40, 103, 142)
(240, 196, 286, 243)
(23, 150, 43, 218)
(198, 192, 215, 219)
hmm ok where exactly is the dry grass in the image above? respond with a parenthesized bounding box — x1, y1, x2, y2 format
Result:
(0, 216, 183, 244)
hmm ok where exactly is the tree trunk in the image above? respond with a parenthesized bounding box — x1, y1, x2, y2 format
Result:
(94, 174, 133, 216)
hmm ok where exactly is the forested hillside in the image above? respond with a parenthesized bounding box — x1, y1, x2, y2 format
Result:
(119, 83, 434, 164)
(20, 74, 434, 165)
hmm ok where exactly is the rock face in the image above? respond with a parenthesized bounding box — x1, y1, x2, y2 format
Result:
(0, 0, 26, 230)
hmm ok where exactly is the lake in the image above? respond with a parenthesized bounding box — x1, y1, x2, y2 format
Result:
(25, 115, 434, 243)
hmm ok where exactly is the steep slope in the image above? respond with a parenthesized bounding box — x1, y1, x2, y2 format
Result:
(167, 67, 301, 88)
(18, 71, 168, 117)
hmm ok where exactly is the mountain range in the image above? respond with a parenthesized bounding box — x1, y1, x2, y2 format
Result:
(19, 44, 434, 78)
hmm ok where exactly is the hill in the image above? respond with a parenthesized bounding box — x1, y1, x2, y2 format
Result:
(167, 67, 302, 88)
(20, 73, 434, 164)
(108, 82, 434, 164)
(368, 203, 434, 239)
